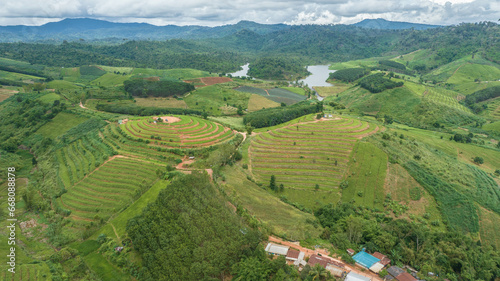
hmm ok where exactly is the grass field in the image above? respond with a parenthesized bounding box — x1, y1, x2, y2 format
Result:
(281, 87, 306, 96)
(97, 65, 134, 74)
(342, 142, 387, 209)
(121, 115, 236, 148)
(249, 116, 379, 209)
(315, 83, 351, 98)
(235, 86, 306, 105)
(384, 163, 444, 227)
(392, 124, 500, 174)
(478, 205, 500, 249)
(184, 84, 251, 115)
(92, 180, 168, 242)
(134, 97, 188, 108)
(84, 252, 131, 281)
(223, 166, 322, 240)
(483, 120, 500, 133)
(46, 79, 82, 90)
(208, 116, 245, 131)
(61, 67, 80, 82)
(247, 94, 280, 111)
(131, 68, 214, 80)
(57, 156, 159, 223)
(0, 70, 43, 81)
(37, 92, 61, 104)
(91, 73, 132, 87)
(36, 112, 89, 139)
(478, 96, 500, 121)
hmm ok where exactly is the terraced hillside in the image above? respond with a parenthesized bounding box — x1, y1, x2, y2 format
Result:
(56, 131, 114, 187)
(121, 115, 236, 148)
(250, 117, 379, 190)
(57, 156, 158, 223)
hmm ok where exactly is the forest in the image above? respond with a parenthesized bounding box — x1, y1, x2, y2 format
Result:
(329, 68, 369, 82)
(126, 173, 263, 281)
(358, 73, 404, 93)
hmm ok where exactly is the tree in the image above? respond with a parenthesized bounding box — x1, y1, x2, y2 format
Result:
(269, 175, 277, 191)
(384, 114, 394, 124)
(308, 264, 329, 280)
(473, 156, 484, 165)
(246, 125, 254, 135)
(279, 184, 284, 192)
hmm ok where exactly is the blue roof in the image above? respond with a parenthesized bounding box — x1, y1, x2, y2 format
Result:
(352, 250, 380, 268)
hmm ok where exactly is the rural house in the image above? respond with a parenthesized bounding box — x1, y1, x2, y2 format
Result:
(265, 243, 289, 256)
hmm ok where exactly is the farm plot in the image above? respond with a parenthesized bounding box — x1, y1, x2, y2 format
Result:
(250, 117, 379, 191)
(121, 115, 236, 148)
(235, 86, 306, 105)
(184, 76, 233, 87)
(56, 131, 114, 187)
(57, 157, 159, 222)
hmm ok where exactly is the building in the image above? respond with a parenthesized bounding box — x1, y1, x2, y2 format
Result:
(372, 252, 391, 266)
(387, 266, 405, 278)
(265, 243, 289, 256)
(395, 272, 418, 281)
(345, 272, 372, 281)
(347, 249, 355, 256)
(352, 250, 381, 269)
(307, 254, 346, 277)
(286, 249, 306, 267)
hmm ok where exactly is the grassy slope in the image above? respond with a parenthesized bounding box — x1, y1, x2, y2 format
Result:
(91, 180, 168, 241)
(342, 142, 387, 209)
(247, 94, 280, 111)
(184, 84, 251, 115)
(223, 166, 322, 240)
(36, 112, 89, 139)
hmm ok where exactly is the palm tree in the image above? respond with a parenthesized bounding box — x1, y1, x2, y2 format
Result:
(309, 264, 329, 280)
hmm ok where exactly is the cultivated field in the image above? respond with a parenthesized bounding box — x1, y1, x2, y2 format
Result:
(121, 115, 236, 148)
(247, 94, 280, 111)
(36, 112, 89, 139)
(478, 205, 500, 249)
(57, 156, 158, 222)
(250, 116, 379, 192)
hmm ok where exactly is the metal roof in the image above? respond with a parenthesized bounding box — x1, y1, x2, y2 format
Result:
(345, 272, 372, 281)
(265, 243, 289, 256)
(353, 250, 381, 269)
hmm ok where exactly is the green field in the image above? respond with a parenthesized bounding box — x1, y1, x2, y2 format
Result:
(281, 86, 306, 96)
(342, 142, 387, 209)
(235, 86, 306, 105)
(92, 180, 168, 241)
(209, 116, 245, 131)
(132, 67, 214, 80)
(122, 115, 236, 148)
(57, 156, 159, 223)
(247, 94, 280, 111)
(478, 205, 500, 249)
(184, 84, 251, 115)
(84, 252, 131, 281)
(223, 166, 322, 240)
(37, 92, 61, 104)
(47, 79, 82, 90)
(36, 112, 89, 139)
(91, 73, 132, 87)
(249, 116, 379, 208)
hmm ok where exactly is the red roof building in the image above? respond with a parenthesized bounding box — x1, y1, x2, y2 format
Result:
(372, 252, 391, 266)
(395, 272, 417, 281)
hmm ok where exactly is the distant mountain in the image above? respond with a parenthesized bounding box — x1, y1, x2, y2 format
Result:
(0, 18, 289, 42)
(353, 18, 441, 30)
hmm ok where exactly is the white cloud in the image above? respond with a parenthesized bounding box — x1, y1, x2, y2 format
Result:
(0, 0, 498, 26)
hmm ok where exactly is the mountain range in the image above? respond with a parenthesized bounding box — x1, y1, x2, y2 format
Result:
(0, 18, 441, 43)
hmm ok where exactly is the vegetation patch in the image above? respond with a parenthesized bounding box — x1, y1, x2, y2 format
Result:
(359, 73, 404, 93)
(342, 142, 387, 209)
(36, 112, 89, 139)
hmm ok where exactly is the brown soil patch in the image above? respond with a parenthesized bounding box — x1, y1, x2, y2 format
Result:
(153, 116, 181, 123)
(185, 76, 232, 87)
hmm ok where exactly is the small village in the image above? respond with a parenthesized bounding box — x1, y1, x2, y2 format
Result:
(265, 237, 430, 281)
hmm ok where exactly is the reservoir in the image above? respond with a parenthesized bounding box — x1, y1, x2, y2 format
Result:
(229, 63, 250, 77)
(298, 65, 336, 101)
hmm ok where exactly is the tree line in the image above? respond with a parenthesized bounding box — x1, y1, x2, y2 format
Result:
(329, 68, 369, 82)
(243, 101, 322, 128)
(359, 73, 404, 93)
(95, 103, 202, 116)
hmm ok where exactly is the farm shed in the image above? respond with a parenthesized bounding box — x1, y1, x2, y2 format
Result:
(352, 250, 381, 269)
(347, 249, 355, 255)
(265, 243, 289, 256)
(345, 271, 372, 281)
(286, 249, 306, 267)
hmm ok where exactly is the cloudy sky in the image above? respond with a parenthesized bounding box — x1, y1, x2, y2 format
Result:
(0, 0, 498, 26)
